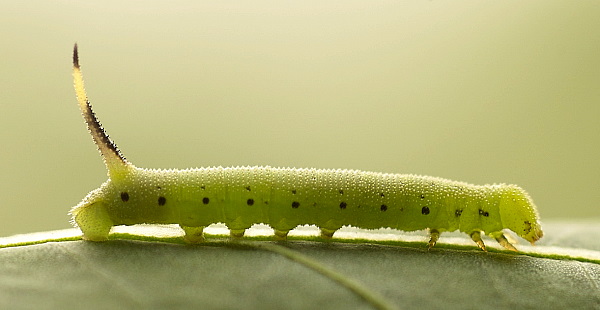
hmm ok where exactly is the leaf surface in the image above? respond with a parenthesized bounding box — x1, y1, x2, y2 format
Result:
(0, 221, 598, 310)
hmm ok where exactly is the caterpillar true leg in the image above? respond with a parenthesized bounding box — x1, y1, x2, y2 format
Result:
(469, 231, 487, 251)
(492, 232, 518, 252)
(427, 229, 440, 249)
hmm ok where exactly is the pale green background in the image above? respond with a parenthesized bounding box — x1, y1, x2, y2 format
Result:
(0, 1, 598, 237)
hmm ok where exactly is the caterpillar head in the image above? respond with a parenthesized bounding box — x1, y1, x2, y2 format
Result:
(498, 184, 543, 244)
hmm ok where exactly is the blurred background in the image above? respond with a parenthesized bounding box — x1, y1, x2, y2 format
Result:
(0, 1, 598, 237)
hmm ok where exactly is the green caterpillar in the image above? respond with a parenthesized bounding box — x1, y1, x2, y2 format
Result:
(70, 44, 543, 251)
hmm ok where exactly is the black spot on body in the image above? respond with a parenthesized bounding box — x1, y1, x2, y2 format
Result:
(524, 221, 532, 234)
(245, 186, 251, 191)
(291, 189, 297, 195)
(420, 194, 425, 199)
(120, 192, 129, 202)
(422, 206, 430, 215)
(339, 190, 344, 195)
(340, 202, 347, 209)
(479, 209, 489, 217)
(380, 204, 388, 211)
(156, 186, 161, 190)
(292, 201, 300, 208)
(202, 197, 210, 204)
(200, 185, 206, 190)
(455, 209, 463, 217)
(247, 198, 254, 206)
(158, 196, 166, 206)
(380, 193, 385, 197)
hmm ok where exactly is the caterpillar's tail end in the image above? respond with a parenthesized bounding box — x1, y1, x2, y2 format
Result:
(70, 193, 113, 242)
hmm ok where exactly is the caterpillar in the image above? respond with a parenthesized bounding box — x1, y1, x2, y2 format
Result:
(70, 44, 543, 251)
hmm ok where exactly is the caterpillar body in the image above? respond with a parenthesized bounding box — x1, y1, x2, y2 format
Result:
(70, 45, 543, 251)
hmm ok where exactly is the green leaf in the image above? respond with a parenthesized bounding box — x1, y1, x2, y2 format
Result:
(0, 222, 598, 310)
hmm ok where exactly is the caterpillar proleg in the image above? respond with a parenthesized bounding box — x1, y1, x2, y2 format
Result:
(70, 45, 543, 251)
